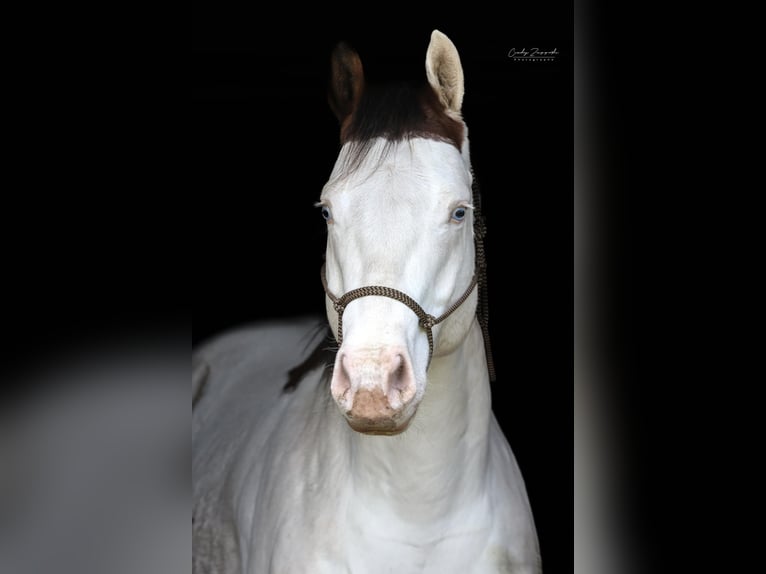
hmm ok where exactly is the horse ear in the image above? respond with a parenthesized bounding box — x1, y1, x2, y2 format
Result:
(328, 42, 364, 124)
(425, 30, 464, 114)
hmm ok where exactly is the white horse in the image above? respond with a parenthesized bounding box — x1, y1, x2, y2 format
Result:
(193, 30, 541, 573)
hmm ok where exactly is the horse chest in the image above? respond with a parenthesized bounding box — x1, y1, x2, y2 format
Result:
(267, 523, 504, 574)
(257, 482, 506, 574)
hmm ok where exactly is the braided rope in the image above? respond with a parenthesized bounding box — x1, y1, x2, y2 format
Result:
(470, 169, 496, 381)
(321, 265, 477, 369)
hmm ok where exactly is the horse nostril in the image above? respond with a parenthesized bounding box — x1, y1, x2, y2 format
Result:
(387, 353, 412, 401)
(331, 353, 352, 403)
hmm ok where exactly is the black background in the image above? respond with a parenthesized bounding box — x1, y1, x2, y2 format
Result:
(194, 4, 572, 571)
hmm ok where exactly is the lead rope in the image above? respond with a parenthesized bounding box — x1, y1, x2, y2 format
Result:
(471, 168, 496, 382)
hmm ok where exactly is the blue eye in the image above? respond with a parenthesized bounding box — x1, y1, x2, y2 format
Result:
(321, 206, 332, 222)
(451, 206, 467, 222)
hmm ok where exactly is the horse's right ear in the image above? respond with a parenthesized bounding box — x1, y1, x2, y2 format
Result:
(328, 42, 364, 124)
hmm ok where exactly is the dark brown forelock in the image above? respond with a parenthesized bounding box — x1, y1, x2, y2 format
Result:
(338, 82, 464, 169)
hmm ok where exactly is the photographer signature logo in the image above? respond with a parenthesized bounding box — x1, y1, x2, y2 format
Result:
(508, 48, 560, 62)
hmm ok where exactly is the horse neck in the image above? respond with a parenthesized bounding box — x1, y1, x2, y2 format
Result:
(343, 319, 492, 521)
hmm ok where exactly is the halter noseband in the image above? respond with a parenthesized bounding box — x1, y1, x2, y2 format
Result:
(320, 170, 496, 381)
(321, 264, 477, 370)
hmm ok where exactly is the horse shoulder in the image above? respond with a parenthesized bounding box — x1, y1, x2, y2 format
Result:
(481, 416, 542, 573)
(193, 317, 333, 574)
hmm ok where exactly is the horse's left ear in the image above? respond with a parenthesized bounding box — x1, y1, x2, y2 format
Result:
(328, 42, 365, 124)
(425, 30, 464, 114)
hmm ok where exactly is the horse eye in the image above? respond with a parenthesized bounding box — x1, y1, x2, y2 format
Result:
(321, 206, 332, 222)
(451, 207, 467, 222)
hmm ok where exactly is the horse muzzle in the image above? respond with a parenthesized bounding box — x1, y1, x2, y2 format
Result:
(331, 347, 418, 435)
